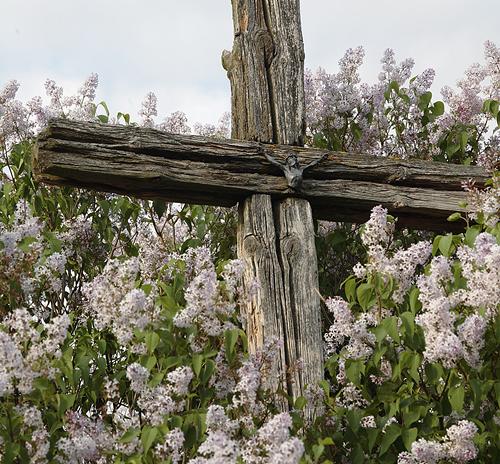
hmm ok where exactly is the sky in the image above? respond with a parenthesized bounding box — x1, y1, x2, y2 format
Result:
(1, 0, 499, 125)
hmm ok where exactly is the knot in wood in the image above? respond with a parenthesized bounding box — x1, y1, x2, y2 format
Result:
(221, 50, 233, 71)
(280, 235, 301, 258)
(387, 166, 409, 183)
(242, 234, 261, 255)
(254, 30, 275, 65)
(392, 200, 408, 209)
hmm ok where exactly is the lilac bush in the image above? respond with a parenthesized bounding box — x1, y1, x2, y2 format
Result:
(1, 41, 499, 463)
(305, 41, 499, 168)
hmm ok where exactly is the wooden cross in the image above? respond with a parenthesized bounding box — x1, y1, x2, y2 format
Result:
(33, 0, 488, 413)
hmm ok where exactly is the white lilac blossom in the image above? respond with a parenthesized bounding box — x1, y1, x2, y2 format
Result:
(443, 420, 478, 462)
(206, 405, 238, 435)
(137, 385, 179, 425)
(360, 415, 377, 429)
(173, 247, 243, 342)
(0, 203, 43, 258)
(191, 409, 303, 464)
(469, 174, 500, 222)
(189, 430, 239, 464)
(193, 112, 231, 139)
(154, 428, 185, 464)
(336, 383, 368, 410)
(324, 296, 376, 359)
(0, 309, 70, 395)
(355, 206, 432, 305)
(166, 366, 194, 396)
(83, 257, 159, 345)
(397, 420, 478, 464)
(232, 357, 261, 411)
(139, 91, 158, 128)
(56, 412, 112, 464)
(416, 232, 499, 368)
(20, 406, 50, 464)
(126, 362, 150, 393)
(242, 413, 304, 464)
(161, 110, 192, 134)
(456, 232, 500, 316)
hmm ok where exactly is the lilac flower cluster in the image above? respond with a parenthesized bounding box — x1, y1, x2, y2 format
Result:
(0, 74, 98, 154)
(190, 407, 303, 464)
(324, 296, 376, 360)
(56, 411, 112, 463)
(0, 308, 70, 396)
(173, 247, 244, 343)
(398, 420, 478, 463)
(416, 232, 499, 368)
(305, 41, 499, 163)
(137, 90, 231, 138)
(82, 257, 159, 345)
(354, 206, 432, 303)
(126, 363, 193, 425)
(20, 406, 50, 464)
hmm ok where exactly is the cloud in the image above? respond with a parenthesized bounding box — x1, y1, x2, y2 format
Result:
(1, 0, 498, 124)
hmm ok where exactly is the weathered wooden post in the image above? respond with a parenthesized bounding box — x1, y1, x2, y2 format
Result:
(222, 0, 323, 408)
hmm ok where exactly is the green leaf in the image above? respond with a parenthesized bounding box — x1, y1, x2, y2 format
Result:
(381, 316, 400, 343)
(490, 100, 499, 115)
(465, 226, 480, 247)
(448, 385, 465, 411)
(379, 423, 401, 455)
(97, 100, 110, 116)
(460, 131, 468, 151)
(367, 428, 380, 452)
(432, 101, 445, 116)
(145, 332, 160, 353)
(58, 393, 76, 415)
(483, 99, 492, 112)
(312, 443, 325, 460)
(402, 428, 418, 451)
(438, 233, 453, 257)
(346, 409, 363, 433)
(357, 283, 375, 310)
(350, 443, 364, 464)
(344, 277, 357, 303)
(152, 200, 167, 218)
(224, 329, 239, 361)
(402, 409, 420, 427)
(418, 91, 432, 110)
(408, 288, 421, 314)
(294, 396, 307, 410)
(200, 359, 216, 383)
(494, 382, 500, 408)
(346, 359, 364, 385)
(141, 426, 158, 455)
(143, 355, 157, 370)
(401, 312, 415, 337)
(120, 427, 140, 444)
(447, 212, 462, 222)
(192, 354, 203, 377)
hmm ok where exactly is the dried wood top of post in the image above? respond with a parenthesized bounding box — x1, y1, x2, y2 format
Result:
(33, 119, 489, 230)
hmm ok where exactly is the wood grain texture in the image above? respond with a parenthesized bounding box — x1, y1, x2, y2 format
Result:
(222, 0, 305, 145)
(237, 195, 288, 406)
(276, 198, 323, 403)
(225, 0, 322, 414)
(34, 119, 489, 231)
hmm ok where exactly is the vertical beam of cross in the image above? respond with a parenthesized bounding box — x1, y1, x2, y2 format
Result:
(223, 0, 323, 411)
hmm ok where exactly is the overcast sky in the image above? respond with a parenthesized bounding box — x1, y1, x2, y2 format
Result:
(1, 0, 498, 124)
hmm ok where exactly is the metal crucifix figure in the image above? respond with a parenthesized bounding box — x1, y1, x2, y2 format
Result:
(264, 152, 329, 190)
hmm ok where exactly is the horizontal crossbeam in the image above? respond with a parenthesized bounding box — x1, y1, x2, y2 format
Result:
(34, 119, 489, 231)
